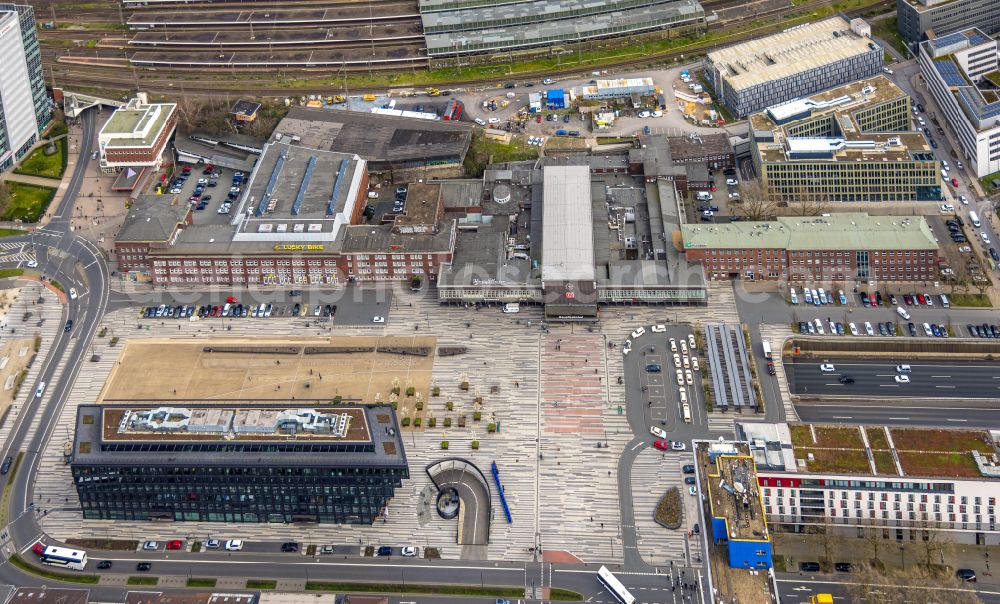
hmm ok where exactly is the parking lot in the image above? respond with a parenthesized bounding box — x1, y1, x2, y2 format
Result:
(626, 325, 703, 432)
(156, 162, 246, 226)
(135, 286, 394, 327)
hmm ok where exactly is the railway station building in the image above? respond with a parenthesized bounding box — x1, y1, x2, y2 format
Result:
(72, 404, 408, 524)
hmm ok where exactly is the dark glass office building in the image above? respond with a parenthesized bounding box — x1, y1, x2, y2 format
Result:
(71, 405, 408, 524)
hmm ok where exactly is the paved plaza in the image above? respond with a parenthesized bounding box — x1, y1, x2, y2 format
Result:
(32, 281, 746, 566)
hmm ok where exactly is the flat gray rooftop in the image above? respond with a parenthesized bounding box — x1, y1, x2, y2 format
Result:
(276, 107, 473, 164)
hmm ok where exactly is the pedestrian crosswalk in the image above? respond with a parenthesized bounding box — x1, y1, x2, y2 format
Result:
(706, 414, 735, 435)
(759, 324, 797, 422)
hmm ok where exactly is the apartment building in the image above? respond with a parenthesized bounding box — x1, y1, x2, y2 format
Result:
(0, 4, 47, 171)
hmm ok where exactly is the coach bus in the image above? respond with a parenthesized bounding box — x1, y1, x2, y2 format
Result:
(597, 565, 636, 604)
(32, 543, 88, 570)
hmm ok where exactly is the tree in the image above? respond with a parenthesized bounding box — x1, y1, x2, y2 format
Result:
(913, 515, 951, 570)
(845, 563, 982, 604)
(737, 180, 778, 221)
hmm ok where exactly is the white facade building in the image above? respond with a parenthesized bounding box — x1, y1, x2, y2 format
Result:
(919, 28, 1000, 178)
(0, 8, 38, 171)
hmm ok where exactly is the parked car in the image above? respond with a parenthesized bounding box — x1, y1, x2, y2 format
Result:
(281, 542, 299, 553)
(377, 546, 393, 556)
(800, 562, 821, 573)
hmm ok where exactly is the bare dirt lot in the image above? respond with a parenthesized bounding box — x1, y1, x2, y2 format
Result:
(99, 337, 437, 415)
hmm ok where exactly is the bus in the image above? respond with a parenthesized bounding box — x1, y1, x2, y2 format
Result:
(32, 543, 88, 570)
(762, 340, 772, 360)
(597, 566, 636, 604)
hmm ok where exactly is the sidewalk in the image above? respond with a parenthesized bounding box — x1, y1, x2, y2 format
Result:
(774, 532, 1000, 588)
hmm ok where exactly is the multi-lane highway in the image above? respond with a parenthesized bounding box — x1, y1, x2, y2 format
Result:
(786, 359, 1000, 398)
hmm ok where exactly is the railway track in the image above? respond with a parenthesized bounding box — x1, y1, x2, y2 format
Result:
(42, 0, 894, 96)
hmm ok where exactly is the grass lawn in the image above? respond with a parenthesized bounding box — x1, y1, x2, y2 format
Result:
(889, 428, 993, 453)
(870, 16, 908, 57)
(8, 554, 100, 584)
(0, 228, 27, 237)
(897, 451, 981, 478)
(799, 448, 871, 474)
(304, 581, 530, 599)
(948, 293, 992, 307)
(0, 182, 56, 222)
(789, 424, 814, 447)
(0, 269, 24, 279)
(813, 426, 864, 449)
(872, 450, 898, 475)
(596, 136, 636, 145)
(981, 171, 1000, 195)
(186, 578, 217, 588)
(127, 576, 159, 586)
(463, 131, 538, 177)
(246, 580, 277, 590)
(866, 427, 889, 450)
(14, 139, 67, 180)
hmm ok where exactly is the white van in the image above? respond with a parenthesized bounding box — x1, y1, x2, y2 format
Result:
(35, 382, 45, 399)
(678, 387, 688, 404)
(896, 306, 911, 320)
(813, 318, 825, 334)
(789, 287, 799, 305)
(696, 192, 713, 201)
(970, 211, 981, 227)
(682, 402, 692, 423)
(940, 294, 950, 308)
(502, 303, 520, 314)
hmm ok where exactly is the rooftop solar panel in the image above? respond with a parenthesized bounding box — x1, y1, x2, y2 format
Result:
(935, 60, 967, 87)
(930, 32, 967, 50)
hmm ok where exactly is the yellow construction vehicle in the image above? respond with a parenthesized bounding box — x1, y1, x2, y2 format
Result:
(362, 94, 377, 101)
(426, 87, 440, 96)
(331, 95, 346, 104)
(810, 595, 833, 604)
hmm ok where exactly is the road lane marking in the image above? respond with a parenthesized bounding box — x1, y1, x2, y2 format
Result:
(631, 442, 645, 451)
(888, 417, 910, 420)
(931, 375, 951, 378)
(878, 384, 898, 387)
(947, 418, 968, 422)
(934, 385, 955, 389)
(832, 416, 853, 419)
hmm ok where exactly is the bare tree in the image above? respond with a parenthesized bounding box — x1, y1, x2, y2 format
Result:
(737, 180, 778, 221)
(913, 516, 952, 569)
(846, 563, 983, 604)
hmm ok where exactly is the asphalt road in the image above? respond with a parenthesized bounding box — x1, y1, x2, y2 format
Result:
(786, 359, 1000, 399)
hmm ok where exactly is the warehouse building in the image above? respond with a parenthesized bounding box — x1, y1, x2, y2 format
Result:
(682, 213, 940, 283)
(704, 17, 883, 118)
(72, 404, 408, 524)
(98, 94, 178, 174)
(750, 76, 941, 202)
(919, 29, 1000, 178)
(897, 0, 1000, 49)
(421, 0, 705, 59)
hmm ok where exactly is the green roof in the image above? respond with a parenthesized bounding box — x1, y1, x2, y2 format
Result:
(682, 214, 938, 251)
(101, 102, 176, 149)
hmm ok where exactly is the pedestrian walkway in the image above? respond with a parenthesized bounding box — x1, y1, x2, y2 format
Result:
(759, 324, 797, 422)
(0, 283, 62, 449)
(705, 414, 735, 435)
